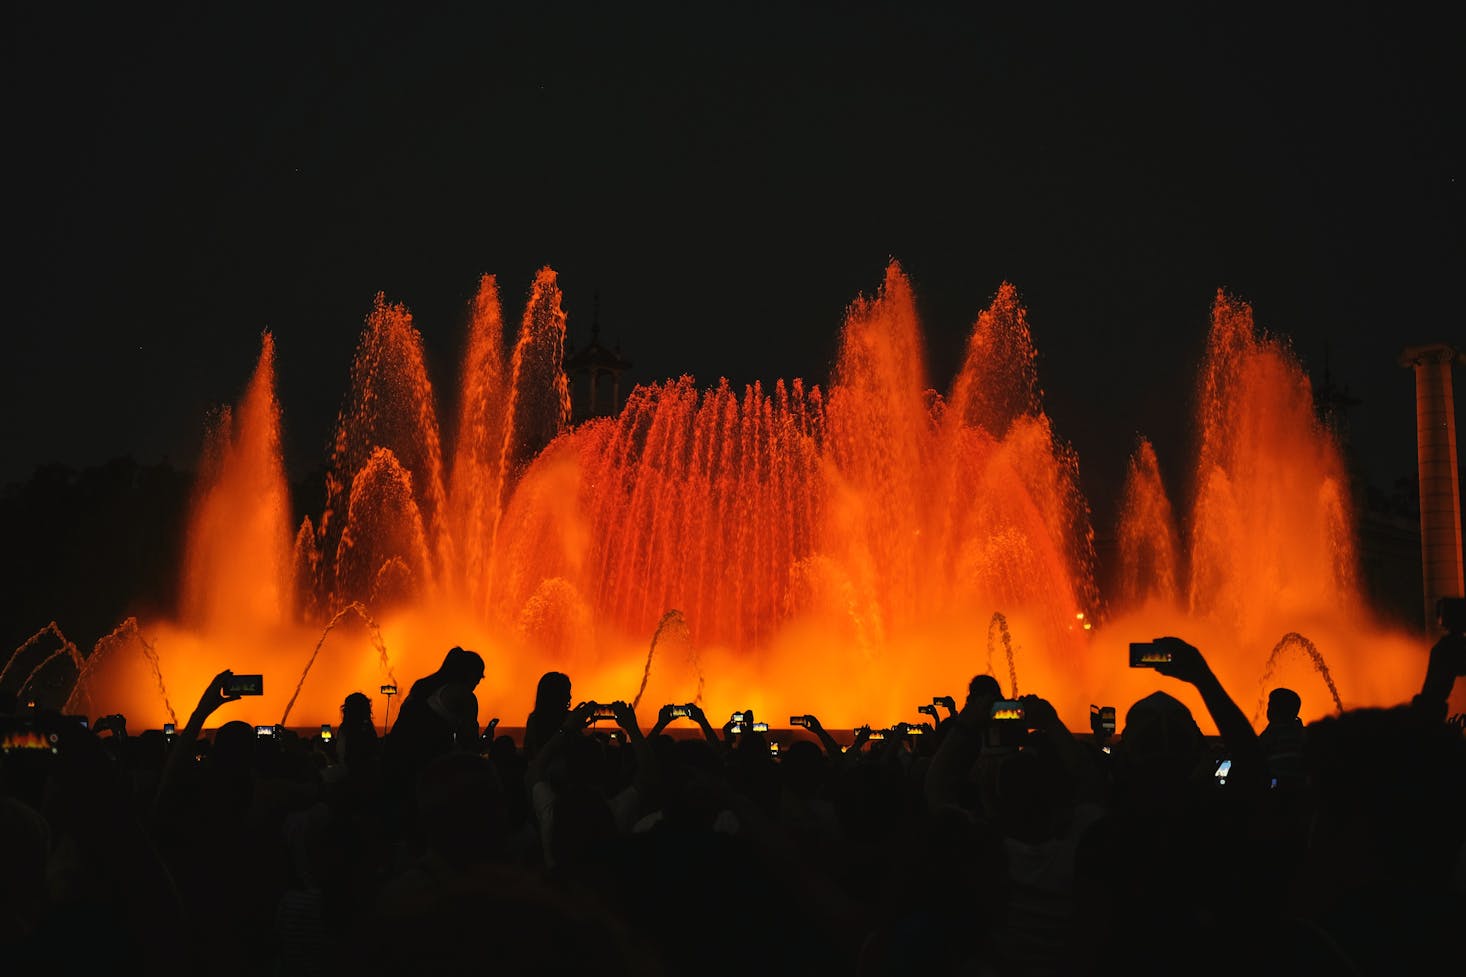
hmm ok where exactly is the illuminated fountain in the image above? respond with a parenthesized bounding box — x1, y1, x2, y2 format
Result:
(4, 263, 1440, 731)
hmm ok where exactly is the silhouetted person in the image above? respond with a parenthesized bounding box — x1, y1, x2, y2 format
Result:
(523, 670, 571, 761)
(382, 647, 485, 837)
(1274, 704, 1466, 976)
(1257, 687, 1305, 789)
(337, 691, 376, 746)
(321, 691, 382, 813)
(1072, 637, 1264, 976)
(970, 673, 1004, 702)
(399, 646, 485, 712)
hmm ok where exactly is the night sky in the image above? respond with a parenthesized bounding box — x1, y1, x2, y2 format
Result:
(7, 1, 1462, 530)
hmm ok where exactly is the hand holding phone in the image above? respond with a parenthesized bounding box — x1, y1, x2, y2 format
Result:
(1129, 641, 1172, 667)
(224, 673, 264, 696)
(989, 700, 1025, 721)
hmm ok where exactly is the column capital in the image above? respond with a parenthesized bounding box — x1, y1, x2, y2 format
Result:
(1399, 343, 1462, 368)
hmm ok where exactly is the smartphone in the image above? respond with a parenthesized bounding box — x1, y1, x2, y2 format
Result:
(255, 725, 275, 738)
(987, 702, 1028, 749)
(989, 700, 1025, 721)
(592, 704, 617, 720)
(1214, 758, 1231, 784)
(790, 715, 809, 727)
(907, 725, 927, 736)
(163, 722, 176, 736)
(934, 695, 956, 710)
(319, 723, 333, 742)
(1129, 642, 1172, 667)
(752, 721, 769, 733)
(731, 711, 746, 724)
(226, 674, 264, 696)
(381, 683, 398, 696)
(869, 729, 888, 741)
(729, 724, 744, 735)
(917, 704, 939, 719)
(669, 705, 691, 718)
(769, 741, 780, 757)
(1089, 704, 1116, 736)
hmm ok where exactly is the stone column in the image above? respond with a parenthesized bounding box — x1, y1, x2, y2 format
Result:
(1400, 344, 1464, 630)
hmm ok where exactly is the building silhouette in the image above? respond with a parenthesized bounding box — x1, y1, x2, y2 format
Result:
(564, 296, 632, 424)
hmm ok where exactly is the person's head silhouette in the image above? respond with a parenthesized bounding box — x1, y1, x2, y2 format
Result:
(969, 674, 1003, 701)
(440, 647, 486, 690)
(1115, 690, 1205, 789)
(1266, 687, 1302, 726)
(342, 691, 373, 726)
(534, 671, 572, 714)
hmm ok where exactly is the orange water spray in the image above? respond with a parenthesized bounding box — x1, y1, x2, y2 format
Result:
(10, 267, 1440, 731)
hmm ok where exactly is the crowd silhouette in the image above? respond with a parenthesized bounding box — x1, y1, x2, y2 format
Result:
(2, 633, 1464, 976)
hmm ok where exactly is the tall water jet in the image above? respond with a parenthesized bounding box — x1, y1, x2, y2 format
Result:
(291, 515, 321, 621)
(499, 267, 572, 475)
(1188, 291, 1358, 635)
(935, 280, 1096, 639)
(447, 274, 510, 608)
(1116, 437, 1182, 607)
(333, 447, 436, 608)
(822, 264, 934, 637)
(181, 332, 293, 632)
(320, 294, 449, 608)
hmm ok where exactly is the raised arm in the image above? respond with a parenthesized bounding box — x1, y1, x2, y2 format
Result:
(924, 700, 984, 814)
(647, 703, 677, 739)
(801, 714, 847, 762)
(1153, 636, 1261, 768)
(153, 669, 242, 816)
(527, 699, 595, 788)
(1019, 693, 1102, 799)
(611, 700, 661, 814)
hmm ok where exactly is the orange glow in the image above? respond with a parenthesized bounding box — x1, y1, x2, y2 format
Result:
(16, 270, 1454, 734)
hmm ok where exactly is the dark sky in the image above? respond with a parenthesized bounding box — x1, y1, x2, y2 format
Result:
(7, 1, 1462, 529)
